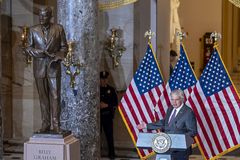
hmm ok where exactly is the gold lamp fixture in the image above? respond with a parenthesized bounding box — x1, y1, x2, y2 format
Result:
(63, 41, 83, 88)
(21, 26, 32, 64)
(104, 28, 126, 69)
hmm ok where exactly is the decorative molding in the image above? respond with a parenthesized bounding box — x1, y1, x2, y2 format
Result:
(229, 0, 240, 8)
(99, 0, 138, 11)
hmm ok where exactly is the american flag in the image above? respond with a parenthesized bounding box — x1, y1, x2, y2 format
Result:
(157, 44, 197, 119)
(119, 43, 167, 159)
(187, 47, 240, 159)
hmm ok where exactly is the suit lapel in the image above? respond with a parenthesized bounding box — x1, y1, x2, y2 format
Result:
(37, 26, 46, 44)
(46, 24, 54, 47)
(166, 107, 174, 124)
(174, 105, 187, 122)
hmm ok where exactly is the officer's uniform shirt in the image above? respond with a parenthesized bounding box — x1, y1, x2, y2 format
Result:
(100, 84, 118, 118)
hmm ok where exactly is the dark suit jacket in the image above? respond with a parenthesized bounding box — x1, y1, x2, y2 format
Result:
(147, 105, 197, 158)
(26, 23, 68, 78)
(147, 104, 197, 137)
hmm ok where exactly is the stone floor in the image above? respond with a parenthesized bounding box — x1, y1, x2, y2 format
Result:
(3, 140, 240, 160)
(3, 154, 240, 160)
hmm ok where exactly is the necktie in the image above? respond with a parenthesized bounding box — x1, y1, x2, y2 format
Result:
(168, 109, 177, 124)
(42, 27, 49, 43)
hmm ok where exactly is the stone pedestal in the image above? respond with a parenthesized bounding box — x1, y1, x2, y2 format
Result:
(24, 134, 80, 160)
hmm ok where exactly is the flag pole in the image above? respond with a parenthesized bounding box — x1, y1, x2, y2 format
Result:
(145, 29, 161, 123)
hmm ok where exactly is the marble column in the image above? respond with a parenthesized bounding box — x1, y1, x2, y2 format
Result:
(0, 1, 3, 158)
(133, 0, 157, 71)
(57, 1, 100, 159)
(157, 0, 171, 81)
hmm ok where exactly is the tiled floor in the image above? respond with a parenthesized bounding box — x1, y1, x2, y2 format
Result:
(3, 141, 240, 160)
(3, 154, 240, 160)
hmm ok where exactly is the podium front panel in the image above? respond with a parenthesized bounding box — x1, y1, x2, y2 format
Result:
(136, 133, 156, 149)
(156, 154, 171, 160)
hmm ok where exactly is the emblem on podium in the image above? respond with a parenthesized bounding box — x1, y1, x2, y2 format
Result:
(152, 132, 171, 153)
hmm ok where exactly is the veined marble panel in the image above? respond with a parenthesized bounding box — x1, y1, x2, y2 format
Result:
(12, 99, 40, 139)
(99, 4, 134, 91)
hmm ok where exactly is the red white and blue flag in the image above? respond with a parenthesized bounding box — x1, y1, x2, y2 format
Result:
(156, 44, 197, 120)
(118, 43, 168, 159)
(187, 47, 240, 159)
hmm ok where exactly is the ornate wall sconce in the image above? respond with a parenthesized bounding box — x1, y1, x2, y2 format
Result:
(104, 28, 126, 69)
(21, 26, 32, 64)
(63, 41, 83, 88)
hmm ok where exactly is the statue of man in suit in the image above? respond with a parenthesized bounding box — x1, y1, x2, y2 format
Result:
(137, 89, 197, 160)
(24, 6, 68, 133)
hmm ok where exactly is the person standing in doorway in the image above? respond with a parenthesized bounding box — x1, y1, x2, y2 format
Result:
(100, 71, 118, 159)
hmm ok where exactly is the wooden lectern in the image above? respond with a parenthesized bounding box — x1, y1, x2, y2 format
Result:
(136, 132, 194, 160)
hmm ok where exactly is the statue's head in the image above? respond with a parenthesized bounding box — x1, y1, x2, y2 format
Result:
(39, 6, 52, 26)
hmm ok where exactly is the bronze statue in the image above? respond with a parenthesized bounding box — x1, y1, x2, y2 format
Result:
(24, 6, 68, 133)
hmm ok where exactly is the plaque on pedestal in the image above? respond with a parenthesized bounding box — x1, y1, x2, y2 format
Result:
(24, 134, 80, 160)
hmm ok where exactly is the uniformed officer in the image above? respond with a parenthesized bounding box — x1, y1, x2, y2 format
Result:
(100, 71, 118, 159)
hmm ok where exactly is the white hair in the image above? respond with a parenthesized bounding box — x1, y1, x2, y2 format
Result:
(170, 89, 185, 102)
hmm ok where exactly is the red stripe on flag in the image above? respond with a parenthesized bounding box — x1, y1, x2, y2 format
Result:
(223, 88, 240, 134)
(215, 93, 238, 146)
(188, 96, 215, 158)
(157, 97, 166, 118)
(128, 84, 149, 123)
(230, 85, 240, 104)
(193, 87, 223, 154)
(193, 88, 223, 153)
(155, 85, 161, 97)
(153, 86, 162, 120)
(207, 97, 230, 149)
(119, 102, 137, 140)
(163, 86, 171, 105)
(223, 87, 240, 133)
(141, 95, 155, 121)
(148, 90, 156, 106)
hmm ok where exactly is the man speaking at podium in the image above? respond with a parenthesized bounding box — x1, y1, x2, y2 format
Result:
(137, 89, 197, 160)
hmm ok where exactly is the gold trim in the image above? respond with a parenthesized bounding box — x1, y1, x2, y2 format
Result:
(99, 0, 138, 11)
(229, 0, 240, 8)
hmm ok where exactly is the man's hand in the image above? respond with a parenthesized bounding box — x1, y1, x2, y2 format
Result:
(100, 102, 108, 109)
(137, 121, 147, 130)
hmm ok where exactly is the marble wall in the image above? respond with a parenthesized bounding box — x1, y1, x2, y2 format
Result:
(98, 4, 135, 149)
(98, 0, 159, 150)
(10, 0, 40, 139)
(1, 0, 13, 139)
(99, 4, 134, 91)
